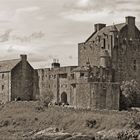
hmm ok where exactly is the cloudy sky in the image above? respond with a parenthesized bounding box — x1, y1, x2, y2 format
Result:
(0, 0, 140, 68)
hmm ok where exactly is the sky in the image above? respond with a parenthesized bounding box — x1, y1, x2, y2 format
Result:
(0, 0, 140, 68)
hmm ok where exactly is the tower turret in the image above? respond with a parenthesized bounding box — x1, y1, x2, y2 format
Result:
(100, 50, 110, 68)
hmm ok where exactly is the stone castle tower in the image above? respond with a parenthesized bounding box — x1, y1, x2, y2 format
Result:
(78, 16, 140, 84)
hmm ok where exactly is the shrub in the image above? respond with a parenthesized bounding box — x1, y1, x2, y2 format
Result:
(86, 119, 97, 128)
(120, 80, 140, 110)
(39, 90, 54, 107)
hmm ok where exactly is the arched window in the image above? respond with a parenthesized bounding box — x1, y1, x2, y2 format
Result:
(61, 92, 68, 104)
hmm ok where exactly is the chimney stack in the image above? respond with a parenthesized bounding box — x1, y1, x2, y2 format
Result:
(20, 54, 27, 61)
(51, 59, 60, 69)
(125, 16, 136, 39)
(94, 23, 106, 32)
(125, 16, 135, 26)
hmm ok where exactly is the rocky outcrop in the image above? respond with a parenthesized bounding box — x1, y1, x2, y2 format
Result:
(96, 129, 140, 140)
(30, 127, 95, 140)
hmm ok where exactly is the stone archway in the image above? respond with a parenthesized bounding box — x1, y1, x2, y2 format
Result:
(61, 92, 67, 104)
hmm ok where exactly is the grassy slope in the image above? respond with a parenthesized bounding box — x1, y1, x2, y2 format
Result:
(0, 101, 139, 139)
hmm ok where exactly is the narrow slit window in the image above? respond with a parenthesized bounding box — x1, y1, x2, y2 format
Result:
(2, 74, 4, 79)
(111, 35, 113, 48)
(2, 85, 4, 90)
(133, 60, 136, 71)
(102, 38, 106, 49)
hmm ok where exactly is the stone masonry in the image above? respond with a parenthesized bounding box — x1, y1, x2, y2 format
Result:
(0, 16, 140, 110)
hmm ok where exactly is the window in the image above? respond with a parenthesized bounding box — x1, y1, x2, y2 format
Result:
(102, 38, 106, 49)
(59, 74, 67, 78)
(2, 85, 4, 90)
(103, 39, 106, 49)
(2, 74, 4, 79)
(71, 74, 74, 79)
(42, 75, 44, 80)
(133, 60, 137, 71)
(111, 35, 113, 48)
(80, 73, 84, 77)
(98, 36, 100, 42)
(54, 75, 56, 79)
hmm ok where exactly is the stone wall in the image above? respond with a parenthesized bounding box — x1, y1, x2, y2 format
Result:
(78, 42, 101, 67)
(114, 25, 140, 85)
(0, 72, 11, 103)
(74, 82, 120, 110)
(33, 70, 40, 100)
(11, 59, 34, 101)
(36, 66, 77, 104)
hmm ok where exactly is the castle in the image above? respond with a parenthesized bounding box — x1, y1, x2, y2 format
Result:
(0, 16, 140, 110)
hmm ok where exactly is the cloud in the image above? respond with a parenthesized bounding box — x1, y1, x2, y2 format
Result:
(12, 31, 45, 43)
(116, 0, 139, 4)
(77, 0, 90, 7)
(0, 30, 45, 43)
(16, 6, 40, 13)
(61, 9, 112, 23)
(0, 29, 12, 42)
(60, 0, 140, 32)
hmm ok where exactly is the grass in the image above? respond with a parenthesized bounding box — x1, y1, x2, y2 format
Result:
(0, 101, 139, 139)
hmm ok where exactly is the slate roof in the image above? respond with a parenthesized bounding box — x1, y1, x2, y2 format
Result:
(86, 23, 126, 42)
(0, 59, 21, 72)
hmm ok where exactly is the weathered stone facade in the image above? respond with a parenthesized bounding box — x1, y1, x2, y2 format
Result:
(35, 16, 140, 110)
(78, 16, 140, 84)
(73, 82, 119, 110)
(36, 64, 77, 104)
(1, 16, 139, 110)
(0, 55, 34, 103)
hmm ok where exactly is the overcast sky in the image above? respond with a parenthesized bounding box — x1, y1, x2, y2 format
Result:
(0, 0, 140, 68)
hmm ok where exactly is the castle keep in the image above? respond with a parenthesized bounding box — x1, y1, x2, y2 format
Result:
(0, 16, 140, 110)
(36, 16, 140, 110)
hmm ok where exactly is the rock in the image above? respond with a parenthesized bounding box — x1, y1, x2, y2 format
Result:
(96, 129, 140, 140)
(32, 127, 72, 140)
(65, 135, 95, 140)
(86, 119, 97, 128)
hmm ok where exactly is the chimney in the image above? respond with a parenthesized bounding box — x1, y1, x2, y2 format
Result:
(20, 54, 27, 61)
(51, 59, 60, 69)
(125, 16, 136, 39)
(125, 16, 135, 26)
(94, 23, 106, 32)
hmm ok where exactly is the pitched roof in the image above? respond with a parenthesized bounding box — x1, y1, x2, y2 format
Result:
(0, 59, 21, 72)
(86, 23, 126, 42)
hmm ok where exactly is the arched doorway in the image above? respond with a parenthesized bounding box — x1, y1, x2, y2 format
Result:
(61, 92, 67, 104)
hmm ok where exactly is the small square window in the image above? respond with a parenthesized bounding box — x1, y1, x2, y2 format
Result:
(80, 73, 84, 77)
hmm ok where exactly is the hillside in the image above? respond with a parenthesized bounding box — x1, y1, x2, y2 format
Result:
(0, 101, 140, 140)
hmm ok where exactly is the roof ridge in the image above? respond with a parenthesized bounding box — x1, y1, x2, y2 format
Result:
(106, 22, 125, 27)
(0, 58, 20, 62)
(85, 23, 127, 42)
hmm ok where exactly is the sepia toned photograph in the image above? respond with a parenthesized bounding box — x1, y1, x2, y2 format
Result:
(0, 0, 140, 139)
